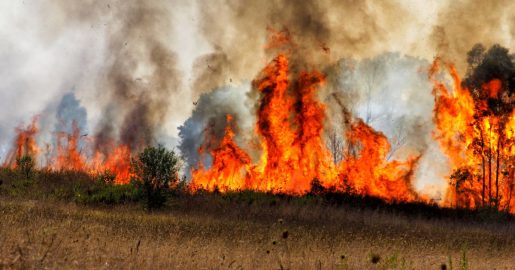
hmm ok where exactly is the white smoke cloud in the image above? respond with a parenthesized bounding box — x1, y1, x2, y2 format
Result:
(0, 1, 107, 160)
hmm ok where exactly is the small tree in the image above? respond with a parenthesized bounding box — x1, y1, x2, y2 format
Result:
(131, 145, 180, 210)
(16, 155, 34, 179)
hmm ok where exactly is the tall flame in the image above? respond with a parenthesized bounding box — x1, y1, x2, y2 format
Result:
(2, 32, 511, 213)
(430, 58, 515, 212)
(191, 49, 419, 201)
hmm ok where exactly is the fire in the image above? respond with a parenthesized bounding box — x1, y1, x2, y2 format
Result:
(430, 58, 515, 212)
(191, 115, 251, 191)
(338, 120, 418, 201)
(2, 30, 511, 214)
(3, 116, 40, 167)
(3, 118, 133, 184)
(191, 42, 419, 201)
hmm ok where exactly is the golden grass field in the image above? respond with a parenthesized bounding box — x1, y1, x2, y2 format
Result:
(1, 196, 514, 270)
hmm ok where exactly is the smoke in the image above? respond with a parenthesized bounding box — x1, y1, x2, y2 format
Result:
(324, 53, 434, 156)
(324, 53, 447, 198)
(431, 0, 515, 73)
(0, 1, 108, 160)
(55, 93, 88, 135)
(191, 0, 443, 97)
(463, 44, 514, 93)
(0, 1, 198, 160)
(45, 1, 184, 153)
(178, 83, 255, 176)
(0, 1, 512, 197)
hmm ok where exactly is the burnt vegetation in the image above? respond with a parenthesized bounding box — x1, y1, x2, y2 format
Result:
(450, 44, 514, 211)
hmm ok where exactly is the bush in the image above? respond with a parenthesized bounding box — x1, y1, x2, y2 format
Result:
(131, 145, 180, 210)
(16, 155, 34, 179)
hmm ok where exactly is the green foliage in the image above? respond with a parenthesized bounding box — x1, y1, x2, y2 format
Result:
(0, 166, 35, 197)
(0, 167, 141, 205)
(75, 182, 141, 205)
(16, 155, 35, 179)
(131, 145, 180, 210)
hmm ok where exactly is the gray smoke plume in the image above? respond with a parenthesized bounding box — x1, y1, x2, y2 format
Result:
(178, 83, 255, 176)
(325, 53, 434, 155)
(43, 1, 184, 154)
(55, 92, 88, 135)
(0, 1, 188, 159)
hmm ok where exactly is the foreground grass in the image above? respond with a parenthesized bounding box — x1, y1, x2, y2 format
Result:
(1, 196, 514, 269)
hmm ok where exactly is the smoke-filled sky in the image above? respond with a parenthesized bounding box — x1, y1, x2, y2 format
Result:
(0, 0, 513, 197)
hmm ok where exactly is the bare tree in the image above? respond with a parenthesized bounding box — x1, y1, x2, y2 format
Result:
(386, 118, 408, 161)
(326, 129, 344, 165)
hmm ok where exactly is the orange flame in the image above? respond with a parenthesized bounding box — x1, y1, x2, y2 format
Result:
(3, 116, 40, 167)
(430, 58, 515, 212)
(191, 48, 419, 201)
(4, 118, 132, 184)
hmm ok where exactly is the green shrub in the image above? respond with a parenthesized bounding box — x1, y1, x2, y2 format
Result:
(131, 145, 180, 210)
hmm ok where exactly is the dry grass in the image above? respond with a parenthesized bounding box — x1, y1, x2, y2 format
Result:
(0, 197, 514, 269)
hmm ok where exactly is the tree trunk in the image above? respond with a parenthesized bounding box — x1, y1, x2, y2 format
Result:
(495, 134, 501, 208)
(488, 125, 492, 206)
(507, 179, 513, 213)
(480, 129, 486, 207)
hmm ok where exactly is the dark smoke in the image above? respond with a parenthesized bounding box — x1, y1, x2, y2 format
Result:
(50, 1, 182, 153)
(463, 44, 514, 117)
(193, 0, 415, 97)
(464, 44, 514, 93)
